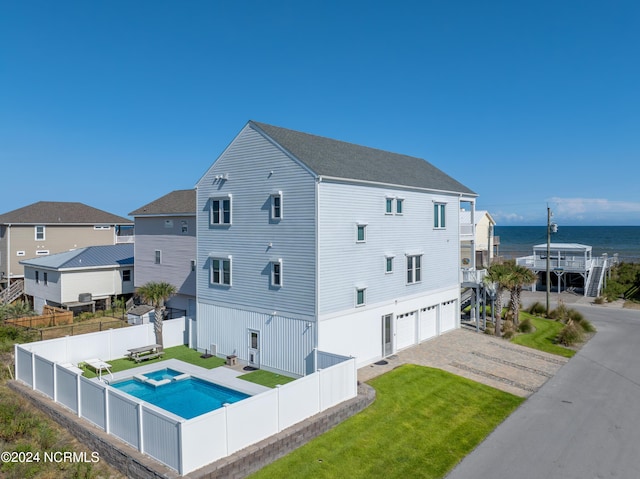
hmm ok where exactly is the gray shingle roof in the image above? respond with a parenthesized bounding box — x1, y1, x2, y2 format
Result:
(0, 202, 133, 225)
(19, 244, 134, 270)
(250, 121, 476, 195)
(129, 189, 196, 216)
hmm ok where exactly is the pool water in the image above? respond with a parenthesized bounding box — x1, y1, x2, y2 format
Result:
(143, 368, 182, 381)
(112, 375, 250, 419)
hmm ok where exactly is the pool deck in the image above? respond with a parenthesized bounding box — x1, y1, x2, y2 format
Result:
(104, 359, 271, 397)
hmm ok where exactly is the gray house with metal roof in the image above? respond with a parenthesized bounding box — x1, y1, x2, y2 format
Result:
(196, 121, 478, 376)
(129, 189, 197, 322)
(20, 244, 134, 314)
(0, 201, 133, 303)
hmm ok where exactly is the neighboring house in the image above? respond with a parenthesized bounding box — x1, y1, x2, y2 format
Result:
(0, 201, 134, 299)
(20, 244, 134, 314)
(196, 121, 477, 377)
(129, 189, 197, 320)
(460, 209, 497, 269)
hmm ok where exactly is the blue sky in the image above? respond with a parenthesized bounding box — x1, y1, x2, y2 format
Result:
(2, 0, 639, 226)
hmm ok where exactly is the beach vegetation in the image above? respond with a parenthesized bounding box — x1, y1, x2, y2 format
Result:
(601, 262, 640, 303)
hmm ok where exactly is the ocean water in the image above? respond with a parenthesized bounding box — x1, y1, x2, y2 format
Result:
(495, 226, 640, 263)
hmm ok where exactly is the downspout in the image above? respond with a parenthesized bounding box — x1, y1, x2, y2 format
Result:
(313, 176, 321, 372)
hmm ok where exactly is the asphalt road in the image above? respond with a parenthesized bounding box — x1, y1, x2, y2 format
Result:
(446, 300, 640, 479)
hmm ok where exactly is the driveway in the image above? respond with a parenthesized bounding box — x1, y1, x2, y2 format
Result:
(446, 293, 640, 479)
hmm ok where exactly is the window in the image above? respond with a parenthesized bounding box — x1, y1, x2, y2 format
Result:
(122, 270, 131, 282)
(385, 198, 393, 214)
(35, 226, 45, 241)
(155, 250, 161, 264)
(190, 259, 196, 272)
(35, 271, 39, 284)
(210, 196, 232, 225)
(94, 225, 111, 230)
(434, 203, 446, 228)
(407, 254, 422, 284)
(385, 256, 394, 273)
(356, 224, 367, 242)
(356, 288, 366, 307)
(271, 192, 283, 220)
(16, 251, 25, 257)
(271, 259, 282, 287)
(164, 220, 174, 228)
(181, 221, 188, 234)
(210, 257, 231, 285)
(396, 198, 404, 215)
(43, 272, 48, 285)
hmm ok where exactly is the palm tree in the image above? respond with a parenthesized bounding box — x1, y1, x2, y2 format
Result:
(486, 262, 511, 337)
(136, 281, 176, 347)
(504, 262, 537, 327)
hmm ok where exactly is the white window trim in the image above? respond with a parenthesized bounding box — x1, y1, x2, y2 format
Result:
(210, 255, 232, 286)
(355, 287, 366, 307)
(190, 259, 196, 272)
(406, 254, 423, 284)
(356, 223, 367, 243)
(385, 197, 394, 215)
(385, 255, 394, 274)
(434, 202, 447, 229)
(94, 225, 111, 230)
(396, 198, 404, 215)
(35, 225, 45, 241)
(210, 195, 233, 226)
(16, 251, 25, 257)
(35, 250, 50, 256)
(155, 250, 162, 264)
(271, 258, 283, 287)
(271, 191, 283, 220)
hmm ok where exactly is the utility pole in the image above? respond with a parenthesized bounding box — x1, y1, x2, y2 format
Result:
(546, 206, 551, 317)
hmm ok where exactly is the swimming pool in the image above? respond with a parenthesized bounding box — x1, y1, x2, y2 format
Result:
(111, 371, 250, 419)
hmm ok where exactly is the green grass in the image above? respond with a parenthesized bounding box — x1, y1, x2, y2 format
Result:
(238, 369, 295, 388)
(80, 345, 225, 378)
(249, 364, 524, 479)
(510, 313, 576, 358)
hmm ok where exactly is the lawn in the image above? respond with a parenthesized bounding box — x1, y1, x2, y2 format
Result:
(249, 364, 524, 479)
(239, 369, 296, 388)
(510, 313, 576, 358)
(80, 345, 225, 378)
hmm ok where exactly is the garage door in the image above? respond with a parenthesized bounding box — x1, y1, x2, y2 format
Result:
(396, 311, 417, 350)
(419, 306, 438, 341)
(440, 300, 458, 333)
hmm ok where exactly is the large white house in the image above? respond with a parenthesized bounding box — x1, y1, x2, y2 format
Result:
(196, 121, 477, 376)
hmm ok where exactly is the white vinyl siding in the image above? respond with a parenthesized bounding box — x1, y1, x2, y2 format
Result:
(318, 182, 460, 316)
(196, 125, 316, 317)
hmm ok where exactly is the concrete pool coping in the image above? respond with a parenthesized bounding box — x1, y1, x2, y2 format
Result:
(103, 359, 271, 397)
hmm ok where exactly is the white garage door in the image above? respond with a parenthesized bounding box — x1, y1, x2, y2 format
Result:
(440, 300, 458, 333)
(396, 311, 417, 350)
(419, 306, 438, 341)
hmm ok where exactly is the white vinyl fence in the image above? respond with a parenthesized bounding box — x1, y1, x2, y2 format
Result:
(14, 322, 358, 475)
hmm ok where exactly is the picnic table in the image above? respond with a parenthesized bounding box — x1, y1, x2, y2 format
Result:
(127, 344, 164, 363)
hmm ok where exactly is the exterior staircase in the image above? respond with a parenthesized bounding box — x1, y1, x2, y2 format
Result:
(586, 266, 603, 297)
(1, 279, 25, 304)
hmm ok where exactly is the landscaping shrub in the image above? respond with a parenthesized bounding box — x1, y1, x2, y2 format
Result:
(549, 301, 568, 321)
(567, 309, 585, 323)
(527, 301, 546, 316)
(594, 296, 606, 304)
(578, 318, 596, 333)
(518, 318, 534, 333)
(556, 320, 584, 346)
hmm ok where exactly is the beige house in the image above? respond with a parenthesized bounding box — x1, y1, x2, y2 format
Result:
(460, 209, 498, 269)
(0, 201, 133, 302)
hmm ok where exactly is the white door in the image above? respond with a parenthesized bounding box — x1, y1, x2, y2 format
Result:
(419, 306, 438, 341)
(248, 330, 260, 368)
(396, 311, 417, 350)
(440, 300, 458, 333)
(382, 314, 393, 357)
